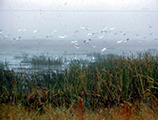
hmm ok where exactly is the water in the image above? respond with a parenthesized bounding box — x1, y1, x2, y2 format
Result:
(0, 39, 158, 71)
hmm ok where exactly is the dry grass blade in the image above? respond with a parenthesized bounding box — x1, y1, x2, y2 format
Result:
(74, 97, 84, 120)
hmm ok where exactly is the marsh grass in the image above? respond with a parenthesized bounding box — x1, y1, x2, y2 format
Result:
(0, 52, 158, 118)
(15, 53, 64, 66)
(29, 54, 64, 66)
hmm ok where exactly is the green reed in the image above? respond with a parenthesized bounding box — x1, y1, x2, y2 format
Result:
(0, 52, 158, 111)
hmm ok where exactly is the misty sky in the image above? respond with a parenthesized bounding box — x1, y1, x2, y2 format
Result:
(0, 0, 158, 42)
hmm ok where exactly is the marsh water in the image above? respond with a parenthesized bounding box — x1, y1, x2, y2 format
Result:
(0, 39, 158, 72)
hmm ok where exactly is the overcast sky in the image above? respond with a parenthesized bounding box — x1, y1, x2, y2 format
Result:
(1, 0, 158, 11)
(0, 0, 158, 42)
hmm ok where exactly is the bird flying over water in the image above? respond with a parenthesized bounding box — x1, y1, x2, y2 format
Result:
(92, 45, 96, 48)
(109, 27, 116, 32)
(117, 40, 123, 44)
(98, 35, 104, 39)
(80, 26, 91, 31)
(101, 48, 107, 52)
(71, 40, 78, 44)
(18, 29, 26, 32)
(51, 30, 57, 34)
(33, 30, 39, 33)
(74, 43, 80, 49)
(87, 33, 93, 36)
(58, 35, 67, 39)
(0, 34, 10, 39)
(117, 38, 129, 44)
(84, 39, 91, 44)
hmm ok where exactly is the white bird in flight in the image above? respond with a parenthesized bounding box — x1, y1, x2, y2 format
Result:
(18, 29, 26, 32)
(58, 35, 67, 39)
(0, 34, 10, 39)
(71, 40, 80, 49)
(98, 35, 104, 39)
(87, 33, 93, 36)
(117, 39, 129, 44)
(117, 40, 123, 44)
(80, 26, 91, 31)
(71, 40, 78, 44)
(101, 48, 107, 52)
(92, 45, 96, 48)
(74, 43, 80, 49)
(33, 30, 39, 33)
(109, 27, 116, 32)
(51, 30, 57, 34)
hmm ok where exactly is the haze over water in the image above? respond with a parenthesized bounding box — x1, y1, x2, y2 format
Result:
(0, 0, 158, 70)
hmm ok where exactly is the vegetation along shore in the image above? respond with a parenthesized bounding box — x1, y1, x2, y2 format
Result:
(0, 52, 158, 119)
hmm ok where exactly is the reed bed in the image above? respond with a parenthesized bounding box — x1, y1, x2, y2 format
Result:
(15, 53, 64, 66)
(0, 52, 158, 119)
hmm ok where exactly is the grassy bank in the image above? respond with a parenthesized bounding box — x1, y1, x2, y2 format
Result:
(0, 52, 158, 119)
(0, 102, 157, 120)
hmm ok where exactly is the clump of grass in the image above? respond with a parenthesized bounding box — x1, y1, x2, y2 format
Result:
(29, 55, 64, 66)
(19, 53, 65, 67)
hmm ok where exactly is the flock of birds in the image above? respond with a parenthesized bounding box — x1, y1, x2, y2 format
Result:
(0, 25, 158, 53)
(70, 26, 129, 52)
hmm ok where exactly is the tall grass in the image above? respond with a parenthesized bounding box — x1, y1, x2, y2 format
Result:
(0, 52, 158, 113)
